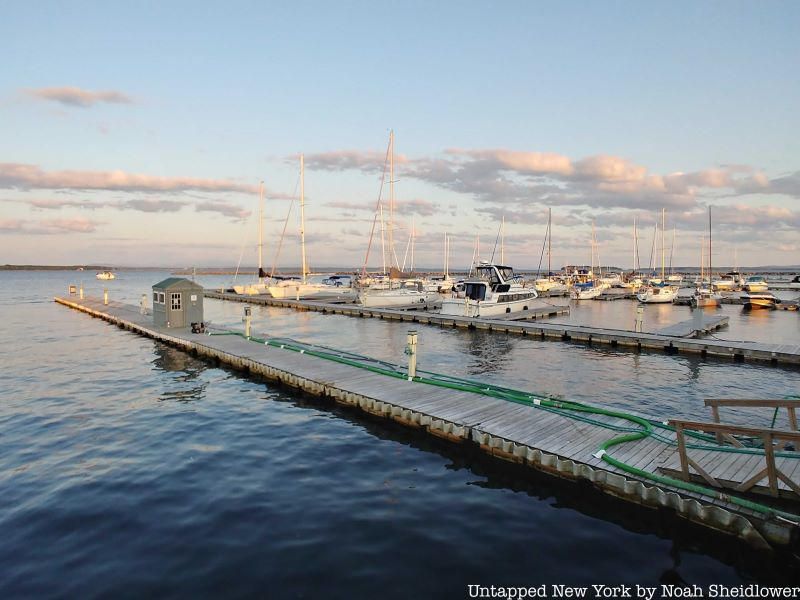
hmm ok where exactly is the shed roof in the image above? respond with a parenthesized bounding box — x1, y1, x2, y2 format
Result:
(152, 277, 204, 290)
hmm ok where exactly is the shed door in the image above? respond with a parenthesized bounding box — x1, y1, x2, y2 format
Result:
(170, 292, 184, 327)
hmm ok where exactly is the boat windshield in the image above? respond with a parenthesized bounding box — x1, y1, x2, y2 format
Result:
(475, 265, 514, 285)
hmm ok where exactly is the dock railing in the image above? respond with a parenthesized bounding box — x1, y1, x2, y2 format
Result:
(668, 419, 800, 498)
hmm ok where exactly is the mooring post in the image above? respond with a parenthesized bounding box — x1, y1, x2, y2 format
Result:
(69, 284, 77, 295)
(79, 284, 84, 299)
(634, 306, 644, 333)
(243, 305, 252, 338)
(405, 330, 418, 381)
(140, 294, 147, 315)
(103, 288, 109, 305)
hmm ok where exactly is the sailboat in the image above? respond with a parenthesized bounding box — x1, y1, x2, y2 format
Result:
(268, 155, 356, 301)
(570, 220, 608, 300)
(233, 181, 275, 295)
(637, 209, 679, 303)
(534, 209, 568, 295)
(357, 131, 440, 308)
(620, 217, 644, 291)
(691, 207, 721, 308)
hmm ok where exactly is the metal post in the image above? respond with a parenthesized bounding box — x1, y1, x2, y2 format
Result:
(103, 288, 109, 305)
(79, 284, 84, 299)
(634, 306, 644, 333)
(405, 330, 418, 381)
(243, 306, 252, 338)
(69, 284, 77, 295)
(140, 294, 147, 315)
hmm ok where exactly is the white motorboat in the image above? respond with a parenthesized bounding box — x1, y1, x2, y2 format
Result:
(743, 275, 769, 293)
(96, 271, 115, 280)
(358, 279, 440, 308)
(440, 262, 537, 318)
(789, 275, 800, 289)
(712, 271, 744, 291)
(742, 292, 779, 310)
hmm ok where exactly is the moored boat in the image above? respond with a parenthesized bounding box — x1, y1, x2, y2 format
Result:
(358, 279, 440, 308)
(96, 271, 115, 280)
(743, 275, 769, 293)
(637, 283, 679, 303)
(440, 262, 537, 317)
(742, 292, 779, 310)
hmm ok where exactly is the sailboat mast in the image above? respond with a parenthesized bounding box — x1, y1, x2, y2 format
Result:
(547, 208, 552, 275)
(633, 217, 637, 273)
(501, 215, 505, 264)
(258, 180, 264, 283)
(380, 204, 386, 275)
(299, 154, 307, 284)
(708, 206, 712, 282)
(410, 218, 415, 272)
(661, 208, 665, 280)
(389, 130, 397, 269)
(444, 232, 449, 278)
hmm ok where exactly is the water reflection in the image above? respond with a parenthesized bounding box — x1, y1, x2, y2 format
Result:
(151, 343, 208, 403)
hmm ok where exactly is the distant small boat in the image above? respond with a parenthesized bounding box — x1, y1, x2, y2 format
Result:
(789, 275, 800, 289)
(96, 271, 115, 280)
(742, 292, 779, 310)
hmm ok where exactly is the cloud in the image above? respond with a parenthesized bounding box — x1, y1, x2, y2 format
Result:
(302, 150, 407, 173)
(0, 217, 102, 234)
(194, 200, 250, 220)
(0, 163, 258, 194)
(123, 198, 186, 213)
(326, 198, 438, 217)
(25, 86, 134, 108)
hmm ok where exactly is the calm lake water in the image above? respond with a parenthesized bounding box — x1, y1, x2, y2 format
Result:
(1, 270, 799, 598)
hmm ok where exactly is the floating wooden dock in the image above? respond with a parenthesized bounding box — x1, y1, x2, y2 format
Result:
(654, 315, 729, 338)
(204, 291, 800, 367)
(54, 294, 800, 549)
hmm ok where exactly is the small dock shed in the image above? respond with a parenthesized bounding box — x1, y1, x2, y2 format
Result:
(152, 278, 204, 328)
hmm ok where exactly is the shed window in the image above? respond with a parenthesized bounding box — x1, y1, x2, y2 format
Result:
(171, 292, 182, 310)
(153, 291, 158, 303)
(157, 292, 165, 304)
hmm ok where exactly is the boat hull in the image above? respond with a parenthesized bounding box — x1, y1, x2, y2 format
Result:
(440, 296, 536, 318)
(358, 291, 440, 308)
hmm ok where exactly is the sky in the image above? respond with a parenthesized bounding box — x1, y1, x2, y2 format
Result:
(1, 1, 799, 271)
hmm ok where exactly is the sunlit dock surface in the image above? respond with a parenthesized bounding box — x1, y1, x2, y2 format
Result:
(54, 294, 800, 549)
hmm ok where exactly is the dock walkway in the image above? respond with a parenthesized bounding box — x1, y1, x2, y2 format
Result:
(54, 294, 800, 549)
(204, 291, 800, 367)
(654, 315, 729, 338)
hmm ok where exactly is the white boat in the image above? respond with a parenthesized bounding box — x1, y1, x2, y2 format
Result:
(690, 210, 721, 308)
(535, 277, 569, 295)
(742, 292, 779, 310)
(712, 271, 744, 291)
(269, 276, 357, 301)
(691, 286, 721, 308)
(358, 279, 440, 308)
(743, 275, 769, 293)
(637, 283, 679, 303)
(96, 271, 115, 280)
(637, 208, 679, 304)
(570, 280, 608, 300)
(440, 262, 537, 318)
(231, 181, 276, 295)
(788, 275, 800, 289)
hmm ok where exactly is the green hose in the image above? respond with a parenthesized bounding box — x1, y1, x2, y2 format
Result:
(210, 326, 800, 523)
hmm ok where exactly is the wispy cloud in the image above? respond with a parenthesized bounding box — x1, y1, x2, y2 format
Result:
(0, 163, 258, 194)
(326, 198, 438, 217)
(0, 217, 102, 234)
(25, 86, 134, 108)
